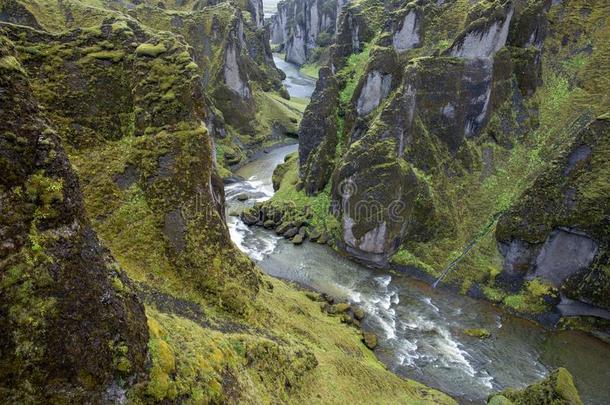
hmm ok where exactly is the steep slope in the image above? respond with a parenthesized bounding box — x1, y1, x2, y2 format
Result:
(0, 4, 458, 405)
(0, 33, 149, 403)
(258, 0, 610, 331)
(0, 0, 303, 173)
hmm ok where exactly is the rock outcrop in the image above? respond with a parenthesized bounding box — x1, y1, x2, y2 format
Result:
(0, 33, 149, 403)
(271, 0, 347, 65)
(496, 117, 610, 311)
(299, 67, 340, 194)
(0, 0, 298, 173)
(487, 368, 583, 405)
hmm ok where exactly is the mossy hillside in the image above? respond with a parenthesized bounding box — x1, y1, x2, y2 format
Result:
(2, 0, 300, 172)
(0, 0, 127, 33)
(129, 2, 301, 157)
(0, 34, 148, 402)
(4, 21, 261, 305)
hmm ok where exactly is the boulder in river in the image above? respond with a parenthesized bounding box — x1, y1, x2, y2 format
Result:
(240, 211, 259, 226)
(463, 328, 491, 339)
(236, 193, 249, 201)
(284, 227, 299, 238)
(487, 368, 583, 405)
(276, 221, 292, 235)
(353, 307, 365, 321)
(292, 234, 305, 245)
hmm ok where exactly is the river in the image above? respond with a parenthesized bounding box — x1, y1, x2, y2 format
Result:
(224, 26, 610, 404)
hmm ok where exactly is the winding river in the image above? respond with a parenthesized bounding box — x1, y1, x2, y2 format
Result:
(225, 56, 610, 404)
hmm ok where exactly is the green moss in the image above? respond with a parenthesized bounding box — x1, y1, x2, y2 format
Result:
(269, 156, 339, 234)
(503, 279, 556, 315)
(135, 43, 167, 58)
(490, 367, 583, 405)
(300, 62, 321, 79)
(392, 248, 437, 274)
(463, 328, 491, 339)
(338, 45, 372, 106)
(0, 55, 25, 73)
(86, 50, 125, 62)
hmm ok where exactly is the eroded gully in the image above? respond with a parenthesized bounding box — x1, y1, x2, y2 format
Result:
(224, 55, 610, 404)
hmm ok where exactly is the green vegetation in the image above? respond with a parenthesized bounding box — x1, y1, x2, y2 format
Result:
(135, 43, 167, 58)
(463, 328, 491, 339)
(338, 45, 372, 105)
(137, 278, 456, 404)
(300, 62, 321, 79)
(503, 279, 556, 315)
(266, 155, 340, 235)
(489, 368, 583, 405)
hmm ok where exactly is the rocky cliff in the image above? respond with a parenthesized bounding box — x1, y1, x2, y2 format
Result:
(270, 0, 347, 65)
(0, 33, 149, 403)
(0, 0, 303, 174)
(0, 1, 459, 403)
(265, 0, 610, 332)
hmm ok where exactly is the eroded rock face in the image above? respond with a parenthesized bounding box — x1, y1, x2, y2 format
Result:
(299, 0, 553, 270)
(248, 0, 263, 27)
(534, 229, 598, 287)
(224, 42, 251, 98)
(356, 71, 393, 116)
(299, 67, 340, 194)
(286, 23, 307, 65)
(448, 3, 513, 59)
(392, 9, 421, 52)
(496, 118, 610, 311)
(271, 0, 346, 65)
(0, 34, 148, 403)
(2, 16, 259, 299)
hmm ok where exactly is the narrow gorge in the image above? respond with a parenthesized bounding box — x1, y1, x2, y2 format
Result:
(0, 0, 609, 404)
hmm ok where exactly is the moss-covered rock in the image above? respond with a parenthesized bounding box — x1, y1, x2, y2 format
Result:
(0, 33, 148, 403)
(299, 66, 340, 195)
(488, 368, 583, 405)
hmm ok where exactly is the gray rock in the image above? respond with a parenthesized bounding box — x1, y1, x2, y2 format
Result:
(224, 43, 250, 99)
(356, 71, 392, 116)
(448, 5, 513, 59)
(284, 227, 299, 238)
(241, 212, 259, 225)
(163, 208, 186, 252)
(392, 10, 421, 52)
(534, 228, 598, 287)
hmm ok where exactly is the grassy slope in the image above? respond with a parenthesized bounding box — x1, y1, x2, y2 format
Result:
(138, 278, 456, 404)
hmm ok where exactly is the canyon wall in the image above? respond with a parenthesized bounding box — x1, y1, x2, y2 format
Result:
(273, 0, 610, 329)
(270, 0, 347, 65)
